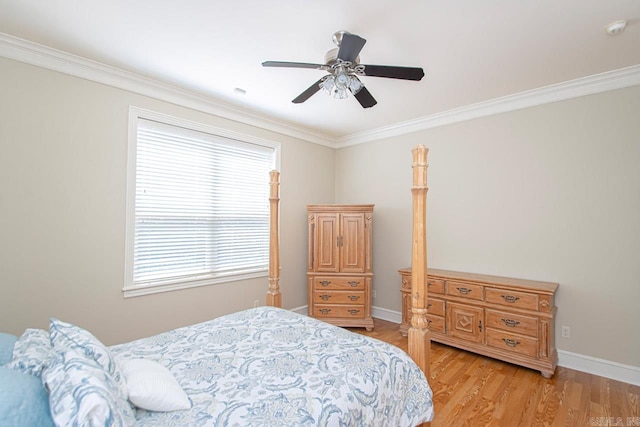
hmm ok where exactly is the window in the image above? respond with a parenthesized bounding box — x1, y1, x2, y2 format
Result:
(124, 108, 279, 297)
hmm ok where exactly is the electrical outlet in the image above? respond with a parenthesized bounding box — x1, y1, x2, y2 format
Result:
(561, 325, 570, 339)
(253, 300, 260, 308)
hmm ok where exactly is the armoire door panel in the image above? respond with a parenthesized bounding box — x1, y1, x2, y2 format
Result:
(315, 213, 339, 272)
(340, 213, 366, 273)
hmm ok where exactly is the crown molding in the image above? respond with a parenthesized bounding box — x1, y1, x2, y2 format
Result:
(0, 32, 335, 147)
(2, 32, 639, 149)
(336, 64, 640, 148)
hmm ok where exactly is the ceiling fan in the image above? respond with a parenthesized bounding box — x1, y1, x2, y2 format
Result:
(262, 31, 425, 108)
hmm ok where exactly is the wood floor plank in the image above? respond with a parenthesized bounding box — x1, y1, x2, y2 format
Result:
(348, 318, 640, 427)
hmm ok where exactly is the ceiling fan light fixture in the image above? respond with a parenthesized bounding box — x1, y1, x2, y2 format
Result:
(334, 68, 349, 88)
(348, 75, 363, 95)
(334, 86, 349, 99)
(320, 75, 335, 94)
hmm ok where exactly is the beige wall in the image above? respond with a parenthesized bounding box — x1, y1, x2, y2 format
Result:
(2, 54, 638, 368)
(335, 85, 640, 367)
(0, 57, 335, 345)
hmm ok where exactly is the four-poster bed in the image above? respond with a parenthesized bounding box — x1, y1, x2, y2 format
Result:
(2, 146, 434, 426)
(265, 144, 433, 396)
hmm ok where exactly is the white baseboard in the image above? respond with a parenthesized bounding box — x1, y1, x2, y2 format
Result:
(288, 305, 308, 316)
(558, 350, 640, 386)
(371, 306, 403, 324)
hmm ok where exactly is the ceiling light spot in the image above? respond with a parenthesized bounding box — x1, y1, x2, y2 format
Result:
(605, 20, 627, 35)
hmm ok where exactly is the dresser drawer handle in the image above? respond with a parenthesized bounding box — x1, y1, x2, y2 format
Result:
(348, 295, 360, 301)
(502, 338, 521, 347)
(348, 281, 360, 287)
(319, 280, 331, 287)
(501, 318, 520, 328)
(319, 308, 331, 314)
(501, 295, 520, 303)
(456, 287, 472, 295)
(319, 294, 331, 301)
(427, 303, 432, 308)
(348, 309, 360, 315)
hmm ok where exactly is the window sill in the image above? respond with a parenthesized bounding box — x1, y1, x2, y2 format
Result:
(122, 270, 268, 298)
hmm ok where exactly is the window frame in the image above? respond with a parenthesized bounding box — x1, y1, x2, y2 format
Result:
(124, 106, 281, 298)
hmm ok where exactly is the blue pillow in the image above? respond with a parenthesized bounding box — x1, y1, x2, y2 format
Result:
(0, 366, 55, 427)
(0, 333, 18, 366)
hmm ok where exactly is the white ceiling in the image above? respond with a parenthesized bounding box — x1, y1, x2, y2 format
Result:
(1, 0, 639, 141)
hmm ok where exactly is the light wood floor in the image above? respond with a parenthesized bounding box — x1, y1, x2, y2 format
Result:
(348, 318, 640, 427)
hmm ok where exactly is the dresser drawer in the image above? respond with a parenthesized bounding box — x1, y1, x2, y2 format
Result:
(486, 329, 538, 357)
(427, 278, 445, 294)
(426, 315, 445, 333)
(313, 304, 365, 319)
(313, 276, 365, 290)
(313, 290, 365, 305)
(400, 274, 411, 291)
(486, 288, 538, 311)
(446, 281, 484, 301)
(427, 298, 445, 317)
(486, 309, 538, 337)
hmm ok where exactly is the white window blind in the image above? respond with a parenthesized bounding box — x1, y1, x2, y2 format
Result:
(125, 114, 276, 296)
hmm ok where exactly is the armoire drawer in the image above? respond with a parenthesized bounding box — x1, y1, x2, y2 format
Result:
(313, 305, 365, 319)
(313, 291, 365, 305)
(313, 276, 366, 290)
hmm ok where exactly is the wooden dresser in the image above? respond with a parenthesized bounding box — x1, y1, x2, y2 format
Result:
(399, 268, 558, 377)
(307, 205, 374, 331)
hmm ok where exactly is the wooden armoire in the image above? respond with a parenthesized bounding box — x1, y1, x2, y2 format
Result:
(307, 204, 374, 331)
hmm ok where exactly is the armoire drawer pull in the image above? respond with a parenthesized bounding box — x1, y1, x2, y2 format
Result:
(501, 318, 520, 327)
(319, 280, 331, 287)
(319, 294, 331, 301)
(348, 281, 360, 287)
(319, 308, 331, 314)
(348, 295, 360, 301)
(456, 287, 472, 295)
(501, 295, 520, 303)
(348, 309, 360, 315)
(502, 338, 520, 347)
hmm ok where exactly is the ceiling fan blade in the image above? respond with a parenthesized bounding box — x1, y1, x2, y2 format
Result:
(262, 61, 327, 70)
(292, 78, 325, 103)
(360, 64, 425, 81)
(337, 33, 367, 63)
(353, 86, 377, 108)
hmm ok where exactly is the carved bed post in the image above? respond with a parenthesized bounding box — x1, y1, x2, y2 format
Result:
(409, 145, 430, 378)
(266, 170, 282, 307)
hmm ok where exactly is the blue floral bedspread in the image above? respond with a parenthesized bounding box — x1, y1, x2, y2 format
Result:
(110, 306, 433, 426)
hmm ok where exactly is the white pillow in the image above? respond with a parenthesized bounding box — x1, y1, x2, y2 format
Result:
(119, 358, 191, 412)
